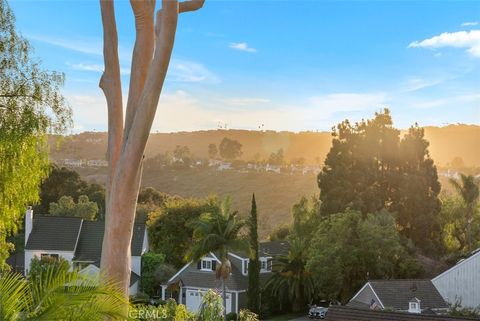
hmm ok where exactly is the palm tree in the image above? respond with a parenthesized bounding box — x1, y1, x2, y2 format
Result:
(265, 237, 316, 313)
(450, 174, 480, 252)
(0, 266, 128, 321)
(187, 196, 247, 321)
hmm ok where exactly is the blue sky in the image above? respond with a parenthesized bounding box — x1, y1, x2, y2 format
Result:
(8, 0, 480, 133)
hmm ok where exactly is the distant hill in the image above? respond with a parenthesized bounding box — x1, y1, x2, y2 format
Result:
(49, 124, 480, 166)
(57, 124, 479, 238)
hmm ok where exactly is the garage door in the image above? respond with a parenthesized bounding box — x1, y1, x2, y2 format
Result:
(185, 289, 232, 314)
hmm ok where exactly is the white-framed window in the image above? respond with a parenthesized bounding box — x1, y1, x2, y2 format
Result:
(201, 259, 212, 271)
(260, 257, 272, 272)
(408, 300, 421, 314)
(243, 259, 249, 275)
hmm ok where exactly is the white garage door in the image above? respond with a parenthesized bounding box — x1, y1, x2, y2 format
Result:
(185, 289, 232, 314)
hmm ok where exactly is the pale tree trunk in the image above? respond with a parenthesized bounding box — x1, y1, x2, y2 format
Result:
(98, 0, 205, 307)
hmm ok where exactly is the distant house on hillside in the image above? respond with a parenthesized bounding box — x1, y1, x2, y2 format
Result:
(432, 248, 480, 309)
(63, 159, 84, 167)
(86, 159, 108, 167)
(348, 279, 448, 314)
(23, 208, 148, 295)
(161, 240, 290, 314)
(325, 306, 477, 321)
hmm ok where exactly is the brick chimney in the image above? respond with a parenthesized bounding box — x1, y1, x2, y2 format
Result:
(25, 206, 33, 246)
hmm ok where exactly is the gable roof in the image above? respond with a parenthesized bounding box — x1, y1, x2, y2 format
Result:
(25, 215, 146, 264)
(166, 259, 271, 291)
(433, 248, 480, 282)
(25, 215, 83, 251)
(74, 221, 146, 265)
(259, 240, 290, 257)
(325, 306, 478, 321)
(367, 280, 448, 310)
(230, 240, 291, 259)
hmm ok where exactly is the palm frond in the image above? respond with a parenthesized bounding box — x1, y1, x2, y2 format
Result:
(0, 272, 30, 321)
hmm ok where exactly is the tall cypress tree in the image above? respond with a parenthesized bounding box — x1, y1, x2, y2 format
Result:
(247, 194, 261, 314)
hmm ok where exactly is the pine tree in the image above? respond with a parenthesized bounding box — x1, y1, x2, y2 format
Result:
(247, 194, 261, 314)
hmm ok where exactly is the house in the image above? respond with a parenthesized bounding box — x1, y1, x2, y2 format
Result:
(432, 248, 480, 309)
(161, 240, 290, 314)
(325, 306, 478, 321)
(348, 279, 449, 314)
(23, 207, 148, 295)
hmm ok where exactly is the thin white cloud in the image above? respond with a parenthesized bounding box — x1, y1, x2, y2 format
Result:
(408, 30, 480, 57)
(66, 62, 130, 76)
(411, 93, 480, 109)
(29, 35, 103, 56)
(401, 77, 444, 92)
(308, 93, 387, 116)
(229, 42, 257, 53)
(461, 22, 478, 27)
(220, 97, 270, 106)
(168, 59, 220, 83)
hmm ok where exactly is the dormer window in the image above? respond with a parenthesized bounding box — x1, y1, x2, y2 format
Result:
(408, 298, 421, 314)
(260, 257, 272, 272)
(243, 259, 249, 275)
(201, 259, 212, 271)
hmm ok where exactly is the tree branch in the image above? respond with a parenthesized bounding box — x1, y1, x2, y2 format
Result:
(124, 0, 156, 141)
(99, 0, 123, 201)
(179, 0, 204, 13)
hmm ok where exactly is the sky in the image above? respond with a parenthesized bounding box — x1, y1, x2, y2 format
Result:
(8, 0, 480, 133)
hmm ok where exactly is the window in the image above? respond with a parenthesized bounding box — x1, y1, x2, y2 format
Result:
(243, 259, 249, 275)
(260, 257, 272, 272)
(408, 300, 421, 314)
(41, 253, 59, 260)
(201, 259, 212, 271)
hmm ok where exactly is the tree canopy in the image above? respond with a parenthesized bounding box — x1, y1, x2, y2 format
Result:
(49, 195, 99, 220)
(219, 137, 243, 160)
(0, 0, 71, 269)
(306, 209, 423, 303)
(317, 109, 441, 251)
(147, 196, 219, 268)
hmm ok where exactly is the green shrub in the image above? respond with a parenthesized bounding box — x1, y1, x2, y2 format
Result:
(226, 312, 237, 320)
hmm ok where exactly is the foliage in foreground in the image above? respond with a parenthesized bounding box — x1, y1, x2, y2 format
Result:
(0, 267, 127, 321)
(0, 0, 71, 269)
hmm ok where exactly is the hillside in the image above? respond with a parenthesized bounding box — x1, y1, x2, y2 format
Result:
(74, 166, 318, 238)
(49, 124, 480, 166)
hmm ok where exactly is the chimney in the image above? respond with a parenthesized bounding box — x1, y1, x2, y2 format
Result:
(25, 206, 33, 246)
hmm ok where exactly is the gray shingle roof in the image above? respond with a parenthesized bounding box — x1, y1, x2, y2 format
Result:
(259, 240, 290, 257)
(369, 279, 448, 310)
(231, 240, 291, 259)
(168, 261, 272, 291)
(326, 306, 478, 321)
(25, 216, 83, 251)
(74, 221, 146, 264)
(25, 215, 146, 264)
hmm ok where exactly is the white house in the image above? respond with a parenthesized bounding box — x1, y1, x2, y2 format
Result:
(432, 248, 480, 309)
(24, 208, 148, 295)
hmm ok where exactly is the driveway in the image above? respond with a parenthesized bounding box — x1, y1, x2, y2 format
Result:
(288, 317, 310, 321)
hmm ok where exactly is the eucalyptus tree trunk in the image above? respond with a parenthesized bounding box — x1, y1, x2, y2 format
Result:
(98, 0, 204, 304)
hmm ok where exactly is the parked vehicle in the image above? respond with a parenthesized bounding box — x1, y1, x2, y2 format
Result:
(308, 305, 328, 319)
